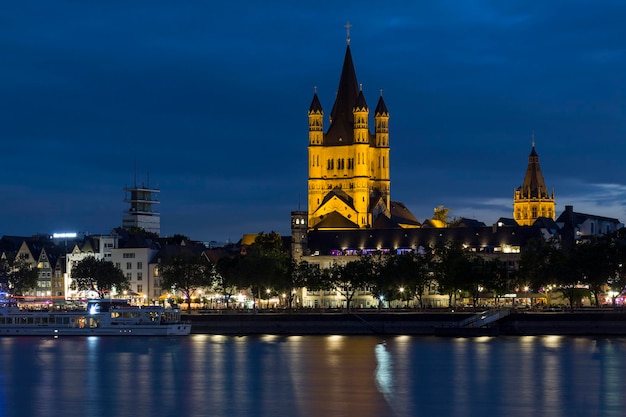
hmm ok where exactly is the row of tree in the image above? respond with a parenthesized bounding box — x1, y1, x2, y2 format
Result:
(6, 230, 626, 312)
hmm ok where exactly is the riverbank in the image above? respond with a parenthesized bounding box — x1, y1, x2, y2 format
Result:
(183, 310, 626, 337)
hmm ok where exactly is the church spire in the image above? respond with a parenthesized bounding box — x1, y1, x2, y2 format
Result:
(513, 135, 556, 225)
(326, 25, 359, 145)
(522, 142, 548, 198)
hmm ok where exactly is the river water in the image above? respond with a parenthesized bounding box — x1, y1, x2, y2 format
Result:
(0, 335, 624, 417)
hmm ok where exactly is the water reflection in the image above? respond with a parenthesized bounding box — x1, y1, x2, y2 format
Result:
(1, 335, 626, 417)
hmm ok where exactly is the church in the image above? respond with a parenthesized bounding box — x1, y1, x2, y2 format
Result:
(291, 30, 621, 260)
(306, 31, 420, 232)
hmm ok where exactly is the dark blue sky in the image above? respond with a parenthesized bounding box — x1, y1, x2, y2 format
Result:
(2, 1, 625, 241)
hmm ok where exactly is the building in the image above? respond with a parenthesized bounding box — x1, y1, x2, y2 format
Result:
(513, 142, 556, 225)
(65, 235, 119, 298)
(110, 234, 159, 303)
(306, 34, 419, 232)
(556, 205, 623, 241)
(122, 173, 160, 236)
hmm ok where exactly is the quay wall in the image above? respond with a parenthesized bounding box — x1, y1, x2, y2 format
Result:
(184, 311, 626, 336)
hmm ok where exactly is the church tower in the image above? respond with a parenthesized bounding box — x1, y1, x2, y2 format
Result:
(307, 24, 391, 230)
(513, 141, 555, 226)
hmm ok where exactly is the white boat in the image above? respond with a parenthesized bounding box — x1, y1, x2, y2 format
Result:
(0, 298, 191, 336)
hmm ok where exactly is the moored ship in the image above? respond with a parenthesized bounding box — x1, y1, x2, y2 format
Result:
(0, 298, 191, 336)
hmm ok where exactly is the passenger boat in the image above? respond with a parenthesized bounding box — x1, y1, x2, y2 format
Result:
(0, 298, 191, 336)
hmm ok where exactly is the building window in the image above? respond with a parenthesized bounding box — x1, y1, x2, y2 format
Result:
(137, 272, 143, 281)
(115, 262, 121, 269)
(137, 262, 142, 269)
(126, 262, 132, 270)
(137, 285, 143, 293)
(126, 273, 131, 280)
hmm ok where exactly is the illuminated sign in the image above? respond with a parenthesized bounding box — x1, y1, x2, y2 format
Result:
(52, 233, 77, 239)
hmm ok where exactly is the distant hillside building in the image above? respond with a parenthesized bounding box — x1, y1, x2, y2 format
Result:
(122, 174, 160, 236)
(513, 143, 555, 225)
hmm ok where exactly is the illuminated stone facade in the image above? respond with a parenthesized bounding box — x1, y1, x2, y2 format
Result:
(307, 42, 391, 230)
(513, 145, 555, 226)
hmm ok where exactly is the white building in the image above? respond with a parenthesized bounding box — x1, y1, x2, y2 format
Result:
(65, 235, 118, 299)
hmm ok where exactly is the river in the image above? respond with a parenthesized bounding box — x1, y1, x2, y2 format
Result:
(0, 335, 624, 417)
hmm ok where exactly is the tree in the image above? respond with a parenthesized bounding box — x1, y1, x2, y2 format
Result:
(480, 259, 511, 306)
(285, 260, 319, 310)
(215, 255, 244, 309)
(160, 253, 216, 313)
(545, 245, 585, 310)
(432, 242, 471, 308)
(380, 252, 432, 309)
(238, 232, 290, 309)
(518, 238, 553, 292)
(0, 257, 38, 295)
(71, 256, 129, 299)
(324, 257, 375, 311)
(577, 238, 618, 307)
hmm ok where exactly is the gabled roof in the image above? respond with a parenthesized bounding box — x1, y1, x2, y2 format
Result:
(372, 213, 396, 229)
(532, 217, 560, 234)
(555, 210, 621, 225)
(389, 201, 420, 227)
(421, 219, 447, 228)
(496, 218, 518, 226)
(455, 218, 487, 228)
(319, 188, 355, 211)
(326, 45, 359, 146)
(314, 211, 359, 229)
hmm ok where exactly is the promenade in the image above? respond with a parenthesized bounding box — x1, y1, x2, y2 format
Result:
(183, 309, 626, 337)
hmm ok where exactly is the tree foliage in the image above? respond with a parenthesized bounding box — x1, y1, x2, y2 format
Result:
(0, 257, 38, 295)
(238, 232, 290, 308)
(71, 256, 129, 299)
(323, 257, 376, 311)
(160, 253, 215, 312)
(215, 255, 244, 308)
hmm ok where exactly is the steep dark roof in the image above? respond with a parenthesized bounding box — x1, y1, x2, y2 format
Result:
(517, 145, 550, 199)
(389, 201, 420, 226)
(308, 92, 323, 113)
(374, 95, 388, 116)
(354, 89, 368, 111)
(326, 45, 359, 146)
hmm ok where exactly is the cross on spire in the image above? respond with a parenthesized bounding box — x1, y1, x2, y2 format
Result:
(532, 130, 535, 148)
(345, 21, 351, 45)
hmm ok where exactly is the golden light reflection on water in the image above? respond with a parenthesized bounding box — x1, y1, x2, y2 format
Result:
(1, 335, 626, 417)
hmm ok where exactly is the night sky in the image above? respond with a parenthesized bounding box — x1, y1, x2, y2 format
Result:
(2, 1, 625, 242)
